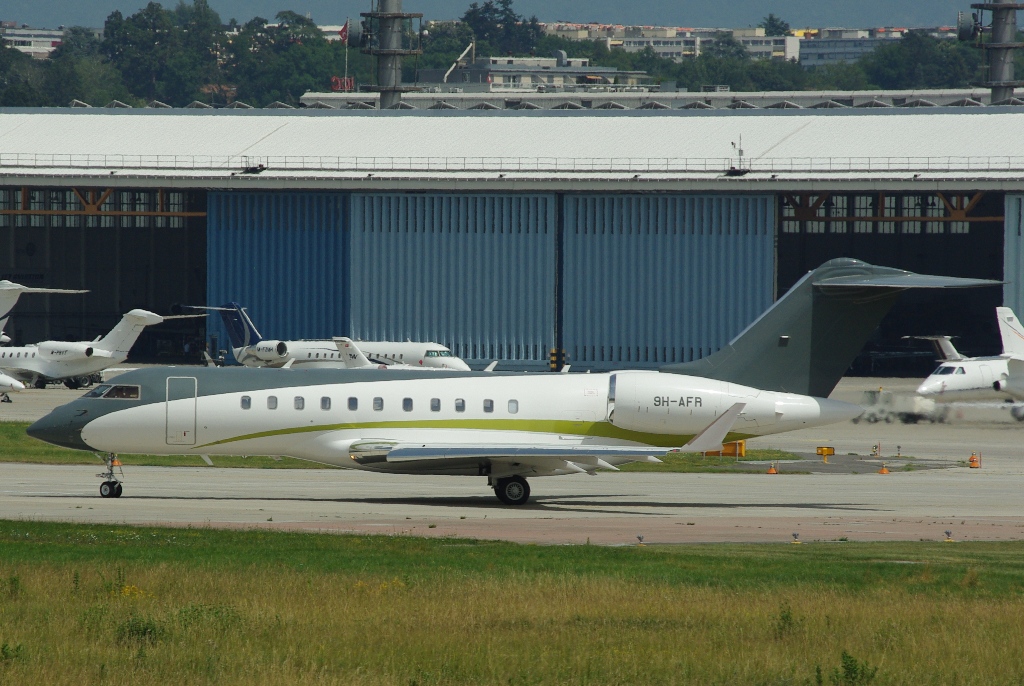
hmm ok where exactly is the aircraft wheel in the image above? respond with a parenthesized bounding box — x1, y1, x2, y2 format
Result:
(113, 483, 123, 498)
(99, 481, 115, 498)
(494, 476, 530, 506)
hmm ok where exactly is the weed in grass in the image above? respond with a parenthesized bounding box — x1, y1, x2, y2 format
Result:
(961, 567, 981, 588)
(828, 650, 878, 685)
(774, 603, 798, 639)
(116, 615, 164, 645)
(0, 642, 23, 662)
(72, 570, 80, 593)
(6, 575, 19, 599)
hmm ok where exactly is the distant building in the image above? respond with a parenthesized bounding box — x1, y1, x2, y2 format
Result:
(543, 23, 800, 62)
(0, 24, 68, 59)
(798, 27, 956, 68)
(416, 52, 651, 92)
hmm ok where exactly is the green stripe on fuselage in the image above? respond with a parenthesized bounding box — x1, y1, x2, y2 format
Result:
(195, 418, 755, 449)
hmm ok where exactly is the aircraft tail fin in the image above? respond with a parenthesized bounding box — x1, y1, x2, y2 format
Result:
(996, 307, 1024, 357)
(333, 337, 372, 368)
(903, 335, 964, 361)
(0, 281, 88, 337)
(215, 303, 262, 350)
(661, 259, 999, 398)
(94, 309, 164, 357)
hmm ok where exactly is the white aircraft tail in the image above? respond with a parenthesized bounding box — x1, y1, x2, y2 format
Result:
(0, 281, 88, 337)
(93, 309, 164, 358)
(903, 335, 964, 361)
(997, 307, 1024, 357)
(333, 337, 372, 368)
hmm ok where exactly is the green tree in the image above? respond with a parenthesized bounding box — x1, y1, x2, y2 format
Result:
(0, 44, 47, 106)
(860, 31, 982, 89)
(703, 32, 750, 61)
(461, 0, 542, 56)
(759, 14, 791, 37)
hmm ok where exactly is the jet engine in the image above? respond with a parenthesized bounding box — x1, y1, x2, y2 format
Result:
(251, 340, 289, 361)
(0, 371, 25, 393)
(36, 341, 96, 359)
(993, 378, 1024, 400)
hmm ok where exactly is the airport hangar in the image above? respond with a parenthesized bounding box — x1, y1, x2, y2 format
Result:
(1, 106, 1023, 373)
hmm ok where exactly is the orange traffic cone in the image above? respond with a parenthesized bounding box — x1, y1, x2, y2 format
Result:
(877, 463, 889, 474)
(767, 462, 778, 474)
(968, 452, 981, 469)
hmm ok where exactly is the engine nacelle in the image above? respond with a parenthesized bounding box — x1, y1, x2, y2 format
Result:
(36, 341, 95, 360)
(608, 372, 743, 435)
(993, 378, 1024, 400)
(251, 340, 289, 361)
(0, 372, 25, 392)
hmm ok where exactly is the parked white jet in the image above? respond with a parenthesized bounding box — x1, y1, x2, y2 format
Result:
(28, 259, 996, 504)
(197, 303, 470, 370)
(1, 280, 88, 345)
(916, 307, 1024, 402)
(2, 309, 167, 391)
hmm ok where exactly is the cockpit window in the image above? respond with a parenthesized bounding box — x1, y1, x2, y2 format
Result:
(956, 367, 966, 375)
(104, 385, 141, 399)
(935, 366, 956, 375)
(83, 385, 112, 398)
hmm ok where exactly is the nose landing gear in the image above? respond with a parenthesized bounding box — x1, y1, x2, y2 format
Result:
(97, 453, 124, 498)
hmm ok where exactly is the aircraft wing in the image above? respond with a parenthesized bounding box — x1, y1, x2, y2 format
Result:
(377, 443, 665, 474)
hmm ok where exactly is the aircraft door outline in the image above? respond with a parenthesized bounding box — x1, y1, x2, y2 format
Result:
(166, 376, 198, 445)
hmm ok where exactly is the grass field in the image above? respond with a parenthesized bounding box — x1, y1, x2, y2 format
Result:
(0, 521, 1022, 685)
(0, 421, 798, 472)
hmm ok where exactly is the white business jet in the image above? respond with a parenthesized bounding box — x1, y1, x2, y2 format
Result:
(28, 259, 997, 504)
(916, 307, 1024, 402)
(196, 303, 470, 370)
(1, 309, 174, 392)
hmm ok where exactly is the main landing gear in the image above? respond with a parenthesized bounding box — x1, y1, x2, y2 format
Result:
(97, 453, 124, 498)
(493, 475, 530, 506)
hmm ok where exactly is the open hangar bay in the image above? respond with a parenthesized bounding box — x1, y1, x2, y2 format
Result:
(0, 106, 1022, 371)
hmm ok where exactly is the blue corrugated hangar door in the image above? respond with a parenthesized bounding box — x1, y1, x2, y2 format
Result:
(349, 194, 556, 367)
(1005, 195, 1024, 312)
(563, 194, 775, 370)
(207, 192, 346, 354)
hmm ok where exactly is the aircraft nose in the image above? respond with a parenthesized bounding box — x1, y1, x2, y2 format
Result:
(916, 380, 936, 395)
(453, 359, 472, 371)
(26, 406, 93, 450)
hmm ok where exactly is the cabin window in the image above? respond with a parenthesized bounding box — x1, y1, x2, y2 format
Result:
(430, 398, 441, 412)
(455, 398, 465, 412)
(267, 396, 278, 410)
(104, 385, 140, 399)
(84, 385, 113, 398)
(508, 399, 519, 414)
(240, 396, 251, 410)
(483, 399, 494, 413)
(348, 397, 358, 411)
(373, 397, 384, 411)
(294, 396, 305, 410)
(321, 397, 331, 410)
(403, 398, 413, 412)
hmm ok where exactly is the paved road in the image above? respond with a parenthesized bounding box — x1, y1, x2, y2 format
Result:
(2, 462, 1020, 544)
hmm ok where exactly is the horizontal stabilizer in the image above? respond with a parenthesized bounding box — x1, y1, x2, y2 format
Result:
(681, 403, 745, 453)
(0, 281, 88, 295)
(814, 273, 1001, 289)
(903, 335, 963, 361)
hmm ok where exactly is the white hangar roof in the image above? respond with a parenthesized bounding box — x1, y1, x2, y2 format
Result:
(1, 108, 1024, 193)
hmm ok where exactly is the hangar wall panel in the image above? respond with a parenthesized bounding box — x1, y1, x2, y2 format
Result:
(562, 194, 775, 369)
(349, 194, 555, 364)
(207, 192, 346, 351)
(1005, 195, 1024, 312)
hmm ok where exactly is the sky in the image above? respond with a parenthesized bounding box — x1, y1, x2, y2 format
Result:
(5, 1, 966, 30)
